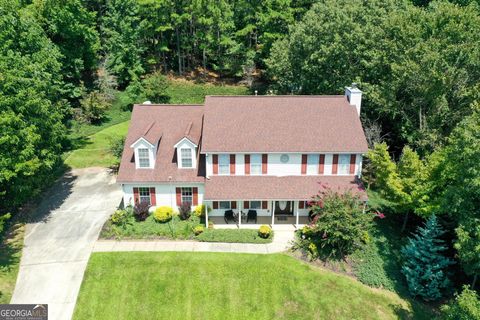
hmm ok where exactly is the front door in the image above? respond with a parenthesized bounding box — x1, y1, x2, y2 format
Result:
(274, 201, 293, 215)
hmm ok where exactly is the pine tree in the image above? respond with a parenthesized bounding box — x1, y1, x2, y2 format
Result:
(401, 216, 454, 301)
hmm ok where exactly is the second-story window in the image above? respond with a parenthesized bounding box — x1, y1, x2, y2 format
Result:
(250, 154, 262, 175)
(138, 148, 150, 168)
(339, 154, 350, 175)
(307, 154, 319, 175)
(219, 154, 230, 174)
(180, 148, 193, 168)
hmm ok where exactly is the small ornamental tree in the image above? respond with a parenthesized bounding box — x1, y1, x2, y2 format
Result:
(401, 215, 454, 301)
(302, 185, 373, 258)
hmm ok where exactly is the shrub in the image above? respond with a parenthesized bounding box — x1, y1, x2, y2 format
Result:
(194, 204, 211, 218)
(111, 209, 128, 225)
(208, 221, 214, 229)
(193, 225, 204, 235)
(258, 225, 272, 239)
(440, 286, 480, 320)
(142, 71, 169, 103)
(109, 136, 125, 160)
(298, 186, 374, 258)
(154, 206, 173, 223)
(178, 202, 191, 220)
(78, 90, 109, 123)
(401, 215, 454, 301)
(134, 201, 150, 221)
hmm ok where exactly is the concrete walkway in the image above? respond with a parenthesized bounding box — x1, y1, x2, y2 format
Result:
(11, 168, 122, 320)
(93, 230, 295, 254)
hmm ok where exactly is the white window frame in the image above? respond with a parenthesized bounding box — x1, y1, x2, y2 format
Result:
(307, 154, 319, 175)
(180, 148, 193, 168)
(339, 154, 350, 175)
(219, 201, 231, 209)
(181, 187, 193, 204)
(138, 148, 151, 168)
(250, 154, 262, 175)
(249, 201, 261, 209)
(218, 154, 230, 175)
(139, 187, 151, 204)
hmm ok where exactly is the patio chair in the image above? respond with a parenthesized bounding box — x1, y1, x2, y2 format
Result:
(224, 209, 236, 224)
(247, 210, 257, 224)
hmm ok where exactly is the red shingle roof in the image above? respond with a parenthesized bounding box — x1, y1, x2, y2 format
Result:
(202, 96, 368, 153)
(117, 104, 205, 183)
(204, 176, 367, 201)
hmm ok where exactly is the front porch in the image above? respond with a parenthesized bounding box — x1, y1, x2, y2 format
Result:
(204, 200, 311, 230)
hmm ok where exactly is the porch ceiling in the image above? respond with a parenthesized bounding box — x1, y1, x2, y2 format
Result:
(204, 176, 367, 201)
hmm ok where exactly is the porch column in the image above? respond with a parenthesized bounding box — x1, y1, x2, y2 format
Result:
(238, 200, 242, 227)
(205, 201, 209, 228)
(295, 200, 299, 228)
(271, 200, 275, 226)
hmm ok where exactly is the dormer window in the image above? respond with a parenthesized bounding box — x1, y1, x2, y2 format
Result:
(138, 148, 151, 168)
(180, 148, 193, 168)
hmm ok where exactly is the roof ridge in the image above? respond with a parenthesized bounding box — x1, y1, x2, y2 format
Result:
(206, 95, 345, 98)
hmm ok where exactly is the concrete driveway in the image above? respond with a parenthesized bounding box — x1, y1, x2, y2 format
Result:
(11, 168, 122, 320)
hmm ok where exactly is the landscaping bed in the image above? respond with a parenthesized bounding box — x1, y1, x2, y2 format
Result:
(73, 252, 425, 320)
(196, 228, 273, 244)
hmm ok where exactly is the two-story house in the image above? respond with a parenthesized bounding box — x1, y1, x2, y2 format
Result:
(117, 84, 369, 227)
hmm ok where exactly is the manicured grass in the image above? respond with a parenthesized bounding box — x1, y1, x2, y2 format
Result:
(73, 252, 425, 320)
(65, 121, 130, 168)
(0, 223, 24, 304)
(100, 215, 201, 240)
(196, 228, 273, 243)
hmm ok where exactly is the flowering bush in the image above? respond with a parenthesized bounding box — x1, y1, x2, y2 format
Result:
(294, 185, 374, 259)
(258, 225, 272, 239)
(154, 206, 173, 223)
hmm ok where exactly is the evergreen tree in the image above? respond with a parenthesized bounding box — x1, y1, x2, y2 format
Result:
(401, 216, 454, 301)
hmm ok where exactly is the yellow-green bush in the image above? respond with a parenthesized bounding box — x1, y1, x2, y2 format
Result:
(193, 225, 204, 235)
(194, 204, 211, 217)
(258, 225, 272, 239)
(154, 206, 173, 223)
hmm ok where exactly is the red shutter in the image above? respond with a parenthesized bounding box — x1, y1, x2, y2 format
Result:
(231, 201, 237, 209)
(176, 187, 182, 206)
(332, 154, 339, 175)
(245, 154, 250, 175)
(262, 154, 268, 174)
(299, 201, 305, 209)
(230, 154, 235, 175)
(212, 154, 218, 174)
(133, 187, 139, 204)
(319, 154, 325, 174)
(243, 201, 249, 209)
(350, 154, 356, 175)
(193, 187, 198, 205)
(262, 201, 268, 209)
(149, 187, 156, 206)
(213, 201, 218, 209)
(301, 154, 307, 175)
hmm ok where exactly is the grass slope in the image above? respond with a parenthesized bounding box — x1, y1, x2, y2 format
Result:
(66, 80, 248, 169)
(74, 252, 422, 320)
(0, 223, 24, 303)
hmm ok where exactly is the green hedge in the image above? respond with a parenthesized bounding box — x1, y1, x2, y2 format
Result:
(196, 229, 273, 244)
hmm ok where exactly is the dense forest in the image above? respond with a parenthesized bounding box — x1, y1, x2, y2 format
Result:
(1, 0, 480, 313)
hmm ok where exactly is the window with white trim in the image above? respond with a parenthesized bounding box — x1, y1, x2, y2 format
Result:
(219, 154, 230, 175)
(307, 154, 319, 175)
(181, 187, 193, 204)
(219, 201, 230, 209)
(138, 148, 150, 168)
(180, 148, 193, 168)
(250, 154, 262, 175)
(139, 187, 151, 204)
(250, 201, 261, 209)
(339, 154, 350, 175)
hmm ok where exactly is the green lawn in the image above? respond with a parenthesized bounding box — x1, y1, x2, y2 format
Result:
(0, 223, 24, 304)
(73, 252, 426, 320)
(66, 79, 248, 169)
(65, 121, 130, 168)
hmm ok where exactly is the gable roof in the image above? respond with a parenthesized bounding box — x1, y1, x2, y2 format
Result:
(201, 96, 368, 153)
(117, 104, 205, 183)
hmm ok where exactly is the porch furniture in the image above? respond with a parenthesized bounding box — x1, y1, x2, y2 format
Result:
(247, 210, 257, 224)
(224, 209, 236, 224)
(308, 210, 316, 222)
